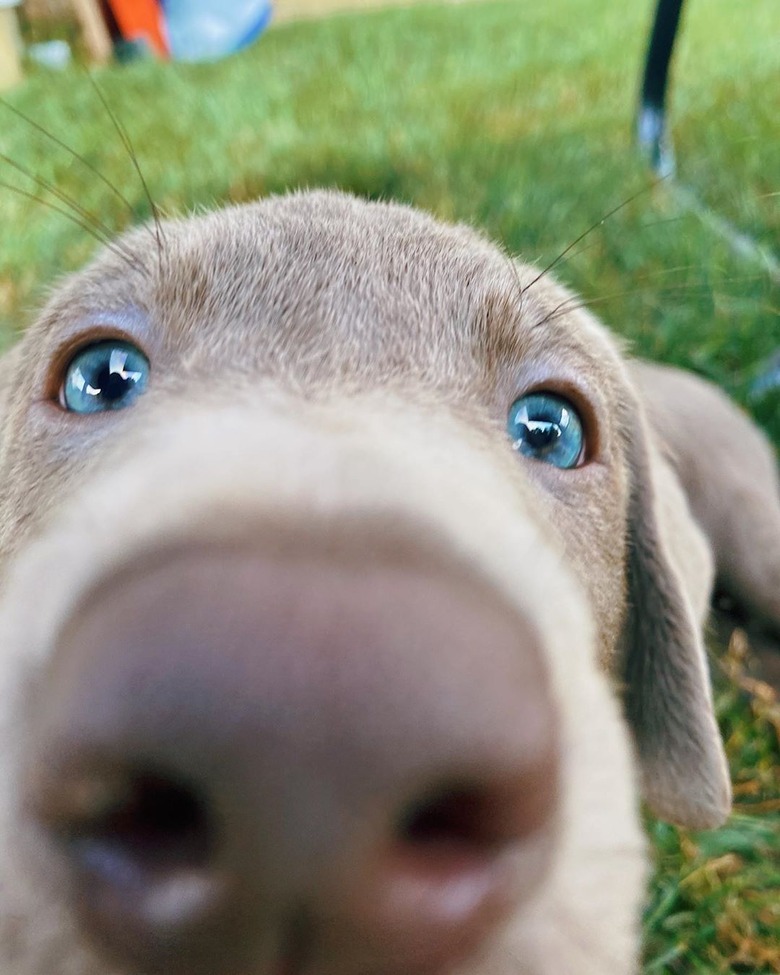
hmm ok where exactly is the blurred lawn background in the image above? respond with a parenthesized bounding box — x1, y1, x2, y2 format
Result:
(0, 0, 778, 970)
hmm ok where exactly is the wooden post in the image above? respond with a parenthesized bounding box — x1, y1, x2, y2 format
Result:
(70, 0, 112, 63)
(0, 0, 24, 90)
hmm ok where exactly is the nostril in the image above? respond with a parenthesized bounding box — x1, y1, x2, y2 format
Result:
(29, 762, 239, 970)
(35, 766, 214, 880)
(399, 784, 504, 851)
(358, 774, 557, 970)
(84, 772, 210, 867)
(397, 774, 554, 857)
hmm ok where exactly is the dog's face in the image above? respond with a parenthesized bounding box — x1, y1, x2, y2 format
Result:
(0, 193, 728, 975)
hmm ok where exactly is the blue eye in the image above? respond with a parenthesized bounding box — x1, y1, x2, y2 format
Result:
(62, 341, 150, 414)
(507, 392, 584, 469)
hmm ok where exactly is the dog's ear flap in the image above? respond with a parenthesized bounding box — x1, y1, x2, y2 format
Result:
(620, 398, 731, 829)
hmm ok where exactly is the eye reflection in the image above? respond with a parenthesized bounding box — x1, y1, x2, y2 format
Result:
(62, 341, 150, 414)
(507, 393, 584, 469)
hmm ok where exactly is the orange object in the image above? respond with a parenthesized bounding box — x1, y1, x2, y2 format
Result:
(107, 0, 169, 58)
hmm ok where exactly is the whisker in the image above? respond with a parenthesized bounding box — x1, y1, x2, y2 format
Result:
(533, 275, 771, 332)
(0, 98, 139, 220)
(504, 246, 530, 315)
(84, 71, 166, 277)
(533, 213, 690, 271)
(636, 214, 689, 230)
(0, 179, 142, 270)
(0, 98, 148, 273)
(0, 150, 125, 250)
(579, 262, 753, 287)
(522, 177, 670, 295)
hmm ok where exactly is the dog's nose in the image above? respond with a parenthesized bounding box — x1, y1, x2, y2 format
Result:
(27, 541, 559, 975)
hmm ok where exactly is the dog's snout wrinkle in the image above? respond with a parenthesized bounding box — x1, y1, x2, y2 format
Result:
(27, 540, 559, 975)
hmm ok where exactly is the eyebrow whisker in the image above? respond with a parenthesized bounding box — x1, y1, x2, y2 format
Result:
(85, 71, 167, 278)
(533, 274, 772, 332)
(522, 177, 670, 296)
(0, 98, 139, 220)
(0, 150, 126, 251)
(0, 179, 146, 273)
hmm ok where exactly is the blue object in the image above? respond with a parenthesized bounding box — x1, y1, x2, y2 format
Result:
(507, 393, 585, 469)
(750, 350, 780, 401)
(63, 341, 150, 414)
(164, 0, 272, 62)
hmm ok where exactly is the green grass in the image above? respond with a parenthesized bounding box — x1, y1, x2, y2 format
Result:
(1, 1, 778, 429)
(1, 0, 778, 970)
(644, 629, 780, 973)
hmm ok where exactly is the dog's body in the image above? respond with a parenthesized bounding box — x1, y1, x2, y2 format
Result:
(0, 192, 777, 975)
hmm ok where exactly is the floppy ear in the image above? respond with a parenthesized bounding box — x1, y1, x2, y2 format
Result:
(619, 396, 731, 830)
(633, 360, 780, 634)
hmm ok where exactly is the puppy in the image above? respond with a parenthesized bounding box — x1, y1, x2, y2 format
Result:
(0, 191, 777, 975)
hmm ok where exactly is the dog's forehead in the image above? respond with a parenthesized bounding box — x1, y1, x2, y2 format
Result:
(37, 192, 619, 395)
(159, 193, 504, 364)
